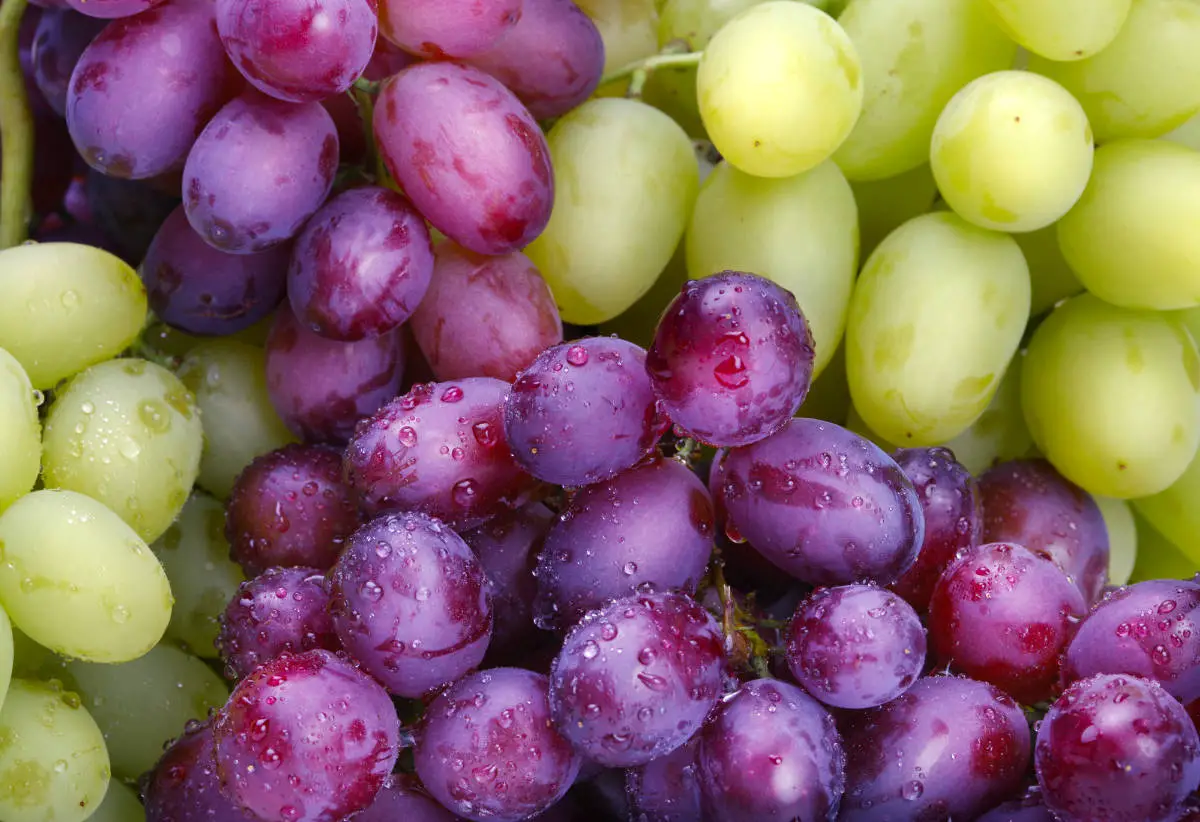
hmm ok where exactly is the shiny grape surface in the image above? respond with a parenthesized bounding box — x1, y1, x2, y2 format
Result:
(144, 719, 257, 822)
(31, 8, 105, 117)
(377, 0, 521, 58)
(351, 774, 458, 822)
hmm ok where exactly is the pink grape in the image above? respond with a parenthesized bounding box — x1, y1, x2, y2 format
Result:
(377, 0, 521, 58)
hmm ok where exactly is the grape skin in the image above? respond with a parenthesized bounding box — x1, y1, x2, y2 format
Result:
(31, 8, 105, 117)
(625, 736, 704, 822)
(144, 720, 257, 822)
(351, 774, 458, 822)
(66, 0, 163, 17)
(377, 0, 522, 59)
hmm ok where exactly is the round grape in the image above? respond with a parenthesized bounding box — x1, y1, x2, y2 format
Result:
(352, 774, 459, 822)
(143, 720, 257, 822)
(625, 737, 704, 822)
(31, 8, 105, 117)
(377, 0, 521, 58)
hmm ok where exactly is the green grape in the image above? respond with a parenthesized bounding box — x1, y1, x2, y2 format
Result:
(798, 341, 851, 424)
(697, 1, 863, 179)
(598, 240, 690, 348)
(1028, 0, 1200, 142)
(1014, 223, 1084, 317)
(850, 163, 939, 260)
(0, 243, 146, 391)
(139, 312, 276, 371)
(65, 642, 228, 781)
(0, 348, 40, 513)
(176, 341, 296, 500)
(982, 0, 1131, 61)
(1021, 294, 1200, 499)
(0, 489, 173, 664)
(685, 159, 858, 376)
(845, 211, 1030, 447)
(576, 0, 659, 75)
(1057, 140, 1200, 311)
(1096, 496, 1138, 587)
(833, 0, 1016, 182)
(1131, 510, 1198, 581)
(86, 779, 142, 822)
(151, 493, 244, 659)
(1163, 111, 1200, 150)
(844, 403, 899, 452)
(42, 359, 203, 544)
(525, 98, 699, 325)
(931, 71, 1094, 233)
(0, 609, 10, 713)
(10, 627, 65, 682)
(1132, 442, 1200, 568)
(0, 679, 110, 822)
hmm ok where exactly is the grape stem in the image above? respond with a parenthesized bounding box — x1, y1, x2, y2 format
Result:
(712, 560, 775, 680)
(0, 0, 31, 250)
(600, 47, 703, 99)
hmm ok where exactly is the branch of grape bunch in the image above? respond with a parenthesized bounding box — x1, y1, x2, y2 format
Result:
(0, 0, 30, 249)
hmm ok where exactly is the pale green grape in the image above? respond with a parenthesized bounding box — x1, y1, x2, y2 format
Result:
(1028, 0, 1200, 142)
(833, 0, 1016, 182)
(42, 359, 203, 544)
(1014, 223, 1084, 316)
(697, 1, 863, 179)
(525, 98, 699, 325)
(1131, 510, 1198, 581)
(576, 0, 659, 76)
(10, 627, 65, 682)
(0, 490, 173, 664)
(598, 241, 690, 348)
(798, 341, 851, 424)
(851, 163, 938, 259)
(0, 348, 40, 513)
(1163, 111, 1200, 150)
(1021, 294, 1200, 499)
(0, 679, 109, 822)
(685, 159, 858, 376)
(1096, 496, 1138, 587)
(86, 779, 142, 822)
(931, 71, 1094, 233)
(0, 608, 10, 713)
(176, 341, 296, 500)
(0, 243, 146, 390)
(1057, 140, 1200, 311)
(982, 0, 1132, 61)
(1132, 442, 1200, 569)
(844, 403, 899, 452)
(845, 211, 1030, 447)
(139, 313, 275, 371)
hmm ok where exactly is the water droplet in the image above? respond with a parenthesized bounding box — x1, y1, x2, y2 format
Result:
(581, 640, 600, 660)
(80, 401, 95, 415)
(1152, 645, 1171, 666)
(713, 356, 748, 389)
(441, 386, 464, 403)
(398, 426, 418, 447)
(623, 561, 638, 576)
(360, 580, 384, 602)
(109, 604, 130, 624)
(638, 648, 656, 665)
(452, 479, 478, 507)
(600, 623, 618, 641)
(566, 345, 589, 366)
(472, 421, 497, 447)
(902, 781, 924, 800)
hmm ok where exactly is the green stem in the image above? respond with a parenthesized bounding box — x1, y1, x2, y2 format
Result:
(0, 0, 31, 250)
(599, 50, 703, 99)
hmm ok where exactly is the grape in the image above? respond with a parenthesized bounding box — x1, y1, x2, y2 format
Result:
(697, 678, 844, 822)
(1136, 441, 1200, 566)
(82, 170, 185, 266)
(1021, 293, 1200, 499)
(213, 649, 401, 822)
(0, 349, 40, 513)
(503, 337, 667, 487)
(840, 675, 1032, 820)
(625, 737, 704, 822)
(0, 242, 146, 390)
(1016, 222, 1085, 317)
(66, 0, 164, 17)
(598, 240, 690, 350)
(534, 456, 714, 629)
(797, 337, 852, 426)
(408, 242, 563, 382)
(183, 92, 339, 254)
(982, 0, 1131, 60)
(524, 97, 698, 325)
(142, 205, 290, 337)
(684, 158, 856, 378)
(89, 780, 144, 822)
(548, 591, 724, 767)
(414, 668, 582, 822)
(851, 163, 939, 259)
(353, 774, 458, 822)
(66, 0, 238, 178)
(42, 358, 203, 543)
(976, 795, 1056, 822)
(575, 0, 657, 76)
(940, 359, 1036, 477)
(287, 187, 434, 342)
(714, 418, 924, 587)
(0, 679, 109, 822)
(265, 307, 405, 444)
(1097, 495, 1138, 587)
(1036, 673, 1200, 822)
(0, 609, 11, 712)
(225, 443, 360, 575)
(143, 720, 257, 822)
(31, 8, 105, 116)
(329, 511, 493, 698)
(1133, 511, 1198, 583)
(377, 0, 521, 58)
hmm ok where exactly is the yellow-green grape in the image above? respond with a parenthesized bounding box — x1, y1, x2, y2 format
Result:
(139, 313, 276, 370)
(1028, 0, 1200, 142)
(1163, 111, 1200, 150)
(697, 1, 863, 179)
(0, 679, 110, 822)
(833, 0, 1016, 182)
(176, 341, 296, 500)
(576, 0, 659, 76)
(1096, 496, 1138, 587)
(845, 211, 1030, 447)
(87, 779, 143, 822)
(844, 403, 899, 452)
(10, 627, 65, 682)
(851, 163, 939, 260)
(0, 349, 40, 513)
(42, 359, 203, 544)
(1133, 443, 1200, 568)
(0, 609, 10, 713)
(1131, 510, 1198, 581)
(931, 71, 1094, 233)
(152, 493, 244, 659)
(982, 0, 1132, 61)
(1021, 294, 1200, 499)
(0, 490, 173, 664)
(525, 98, 699, 325)
(1057, 140, 1200, 311)
(65, 642, 228, 781)
(1015, 223, 1084, 316)
(799, 341, 851, 424)
(685, 159, 858, 376)
(0, 243, 146, 391)
(598, 241, 690, 348)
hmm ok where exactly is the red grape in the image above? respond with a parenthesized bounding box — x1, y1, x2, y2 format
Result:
(66, 0, 163, 17)
(377, 0, 521, 58)
(625, 737, 704, 822)
(31, 7, 105, 116)
(352, 774, 458, 822)
(143, 720, 257, 822)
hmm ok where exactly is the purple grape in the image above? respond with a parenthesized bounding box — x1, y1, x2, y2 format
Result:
(1061, 579, 1200, 704)
(216, 566, 340, 680)
(625, 737, 704, 822)
(329, 511, 493, 698)
(373, 61, 554, 256)
(377, 0, 521, 58)
(31, 8, 104, 116)
(646, 272, 816, 448)
(352, 774, 459, 822)
(785, 583, 926, 710)
(548, 591, 725, 768)
(265, 307, 404, 443)
(66, 0, 239, 178)
(980, 458, 1110, 606)
(977, 795, 1056, 822)
(697, 678, 844, 822)
(143, 720, 257, 822)
(183, 91, 338, 254)
(83, 168, 183, 265)
(225, 443, 361, 576)
(713, 418, 924, 587)
(66, 0, 164, 17)
(287, 186, 434, 342)
(840, 675, 1032, 821)
(213, 649, 401, 822)
(141, 204, 289, 336)
(1036, 673, 1200, 822)
(408, 241, 563, 382)
(503, 337, 668, 487)
(534, 456, 714, 629)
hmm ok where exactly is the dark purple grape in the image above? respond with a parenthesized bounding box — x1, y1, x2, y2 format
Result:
(714, 418, 924, 587)
(377, 0, 521, 58)
(625, 737, 704, 822)
(977, 795, 1056, 822)
(548, 591, 725, 768)
(67, 0, 163, 17)
(1036, 673, 1200, 822)
(352, 774, 458, 822)
(329, 511, 493, 698)
(83, 169, 183, 266)
(979, 458, 1110, 606)
(785, 583, 926, 710)
(143, 720, 257, 822)
(225, 443, 360, 576)
(840, 675, 1032, 821)
(212, 649, 401, 822)
(31, 8, 105, 116)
